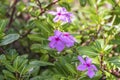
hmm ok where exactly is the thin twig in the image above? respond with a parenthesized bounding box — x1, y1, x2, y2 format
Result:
(40, 0, 60, 15)
(0, 47, 5, 54)
(112, 0, 120, 10)
(5, 0, 18, 32)
(104, 68, 120, 78)
(100, 53, 120, 78)
(20, 29, 32, 38)
(36, 0, 43, 11)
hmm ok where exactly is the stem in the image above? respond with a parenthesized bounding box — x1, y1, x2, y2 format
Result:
(0, 47, 5, 54)
(20, 29, 32, 38)
(40, 0, 60, 15)
(100, 54, 103, 70)
(15, 72, 19, 80)
(5, 0, 18, 32)
(100, 53, 120, 78)
(36, 0, 43, 11)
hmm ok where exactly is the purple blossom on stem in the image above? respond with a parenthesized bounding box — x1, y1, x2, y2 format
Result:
(48, 30, 76, 52)
(48, 30, 65, 52)
(77, 56, 98, 78)
(48, 7, 73, 23)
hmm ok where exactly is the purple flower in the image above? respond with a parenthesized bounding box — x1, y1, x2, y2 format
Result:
(77, 56, 98, 78)
(48, 30, 65, 52)
(48, 30, 76, 52)
(48, 7, 73, 23)
(62, 32, 76, 47)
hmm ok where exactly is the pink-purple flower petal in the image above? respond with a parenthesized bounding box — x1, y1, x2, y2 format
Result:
(78, 56, 85, 64)
(48, 11, 57, 15)
(54, 30, 62, 36)
(49, 40, 56, 48)
(48, 36, 54, 41)
(87, 69, 95, 78)
(62, 32, 76, 47)
(91, 65, 98, 71)
(55, 41, 65, 52)
(48, 7, 73, 23)
(77, 64, 87, 71)
(53, 16, 60, 22)
(86, 57, 92, 64)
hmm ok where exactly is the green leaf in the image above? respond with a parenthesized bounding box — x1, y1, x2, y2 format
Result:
(59, 2, 71, 11)
(20, 65, 32, 75)
(6, 49, 18, 61)
(35, 20, 51, 33)
(54, 62, 68, 76)
(13, 56, 19, 70)
(30, 61, 54, 66)
(30, 44, 41, 53)
(111, 39, 120, 45)
(18, 59, 28, 72)
(107, 57, 120, 67)
(77, 46, 98, 57)
(28, 34, 47, 42)
(40, 54, 49, 61)
(0, 54, 6, 63)
(0, 75, 4, 80)
(30, 70, 54, 80)
(0, 20, 7, 30)
(93, 39, 113, 54)
(65, 63, 77, 74)
(79, 0, 87, 7)
(4, 63, 15, 72)
(0, 34, 20, 46)
(13, 56, 28, 71)
(3, 70, 16, 79)
(28, 2, 38, 7)
(0, 20, 7, 40)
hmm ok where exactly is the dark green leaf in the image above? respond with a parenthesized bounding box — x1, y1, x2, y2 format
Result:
(79, 0, 87, 7)
(0, 34, 20, 46)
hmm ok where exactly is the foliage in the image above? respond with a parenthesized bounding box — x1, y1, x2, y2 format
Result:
(0, 0, 120, 80)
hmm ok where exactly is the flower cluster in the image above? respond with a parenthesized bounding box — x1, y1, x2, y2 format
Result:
(48, 7, 73, 23)
(48, 7, 98, 79)
(48, 30, 76, 52)
(77, 56, 98, 78)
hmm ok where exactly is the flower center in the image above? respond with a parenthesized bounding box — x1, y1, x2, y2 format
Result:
(64, 33, 69, 36)
(55, 37, 60, 41)
(58, 13, 61, 16)
(86, 64, 90, 67)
